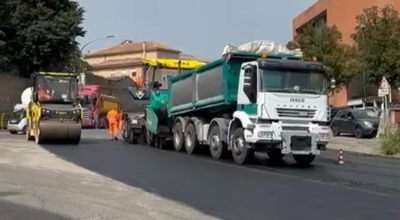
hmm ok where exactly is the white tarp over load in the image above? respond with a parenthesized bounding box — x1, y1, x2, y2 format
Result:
(222, 40, 302, 57)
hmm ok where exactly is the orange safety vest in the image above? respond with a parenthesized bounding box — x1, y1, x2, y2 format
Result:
(107, 110, 119, 122)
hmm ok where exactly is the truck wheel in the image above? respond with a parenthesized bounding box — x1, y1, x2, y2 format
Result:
(185, 123, 199, 155)
(155, 136, 165, 149)
(129, 129, 137, 144)
(293, 155, 315, 166)
(231, 127, 254, 164)
(145, 128, 155, 146)
(173, 121, 184, 152)
(209, 125, 227, 160)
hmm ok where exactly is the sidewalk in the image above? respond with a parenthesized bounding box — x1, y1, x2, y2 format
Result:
(328, 136, 380, 155)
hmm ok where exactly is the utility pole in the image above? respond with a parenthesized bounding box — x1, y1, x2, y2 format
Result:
(360, 24, 366, 108)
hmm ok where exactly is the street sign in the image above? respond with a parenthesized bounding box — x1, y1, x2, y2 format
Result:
(378, 88, 389, 97)
(378, 76, 391, 97)
(379, 76, 391, 89)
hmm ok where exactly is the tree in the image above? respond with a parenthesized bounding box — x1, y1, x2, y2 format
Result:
(352, 4, 400, 87)
(0, 0, 86, 77)
(0, 30, 6, 65)
(287, 25, 358, 87)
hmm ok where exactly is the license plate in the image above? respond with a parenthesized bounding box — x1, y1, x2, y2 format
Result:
(56, 111, 67, 115)
(10, 120, 17, 123)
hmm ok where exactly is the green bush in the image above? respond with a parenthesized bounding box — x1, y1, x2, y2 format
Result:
(378, 126, 400, 155)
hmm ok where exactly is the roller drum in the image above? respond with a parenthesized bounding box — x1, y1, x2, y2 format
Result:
(36, 121, 81, 145)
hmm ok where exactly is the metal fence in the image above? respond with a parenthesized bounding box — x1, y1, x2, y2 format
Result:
(0, 112, 11, 130)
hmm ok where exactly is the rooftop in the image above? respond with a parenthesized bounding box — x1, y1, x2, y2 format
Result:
(85, 40, 181, 58)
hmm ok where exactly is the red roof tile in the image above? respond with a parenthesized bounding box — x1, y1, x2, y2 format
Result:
(90, 58, 142, 69)
(86, 40, 181, 58)
(179, 53, 211, 63)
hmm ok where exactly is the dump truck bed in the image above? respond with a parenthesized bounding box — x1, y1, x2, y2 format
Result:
(98, 94, 121, 115)
(167, 52, 271, 116)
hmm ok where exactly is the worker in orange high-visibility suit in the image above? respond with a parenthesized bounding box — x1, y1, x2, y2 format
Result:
(118, 110, 123, 131)
(106, 108, 119, 140)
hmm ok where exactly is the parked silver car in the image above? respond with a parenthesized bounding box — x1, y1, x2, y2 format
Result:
(7, 109, 27, 134)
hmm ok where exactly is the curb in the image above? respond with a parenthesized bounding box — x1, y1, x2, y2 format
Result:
(327, 146, 400, 159)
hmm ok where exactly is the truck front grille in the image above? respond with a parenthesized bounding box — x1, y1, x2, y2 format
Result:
(83, 109, 89, 118)
(276, 108, 316, 119)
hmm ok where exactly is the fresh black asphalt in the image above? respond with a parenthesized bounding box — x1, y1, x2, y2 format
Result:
(37, 130, 400, 220)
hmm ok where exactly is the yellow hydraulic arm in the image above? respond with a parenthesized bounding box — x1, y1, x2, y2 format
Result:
(142, 59, 206, 70)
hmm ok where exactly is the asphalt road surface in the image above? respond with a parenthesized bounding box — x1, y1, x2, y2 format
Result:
(1, 130, 400, 220)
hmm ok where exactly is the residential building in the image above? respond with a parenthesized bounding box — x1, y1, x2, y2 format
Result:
(292, 0, 400, 107)
(84, 40, 209, 89)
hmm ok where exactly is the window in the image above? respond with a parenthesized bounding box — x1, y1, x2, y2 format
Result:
(346, 112, 353, 119)
(131, 69, 137, 77)
(162, 75, 168, 82)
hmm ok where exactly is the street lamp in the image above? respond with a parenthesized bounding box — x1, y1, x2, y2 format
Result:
(360, 24, 366, 107)
(78, 35, 115, 74)
(80, 35, 114, 54)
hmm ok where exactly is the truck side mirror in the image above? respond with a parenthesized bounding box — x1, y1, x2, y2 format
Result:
(243, 65, 257, 103)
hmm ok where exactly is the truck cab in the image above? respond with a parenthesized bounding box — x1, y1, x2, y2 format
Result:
(233, 56, 333, 163)
(78, 85, 100, 128)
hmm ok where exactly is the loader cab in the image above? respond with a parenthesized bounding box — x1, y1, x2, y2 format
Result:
(129, 59, 206, 102)
(32, 72, 79, 104)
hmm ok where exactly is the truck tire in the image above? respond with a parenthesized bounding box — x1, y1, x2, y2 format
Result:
(184, 123, 199, 155)
(173, 121, 184, 152)
(231, 127, 254, 164)
(293, 155, 315, 166)
(145, 127, 155, 146)
(128, 129, 137, 144)
(209, 125, 227, 160)
(155, 136, 165, 149)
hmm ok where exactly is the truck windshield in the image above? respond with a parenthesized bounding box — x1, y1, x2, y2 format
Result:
(260, 69, 328, 95)
(36, 75, 78, 103)
(78, 95, 96, 106)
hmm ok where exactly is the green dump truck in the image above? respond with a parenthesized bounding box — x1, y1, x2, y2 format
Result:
(130, 44, 334, 166)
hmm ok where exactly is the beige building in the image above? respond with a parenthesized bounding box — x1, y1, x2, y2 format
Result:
(84, 40, 209, 89)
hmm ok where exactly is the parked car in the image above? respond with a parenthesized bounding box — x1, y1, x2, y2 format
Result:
(7, 109, 27, 134)
(330, 109, 379, 138)
(329, 106, 352, 123)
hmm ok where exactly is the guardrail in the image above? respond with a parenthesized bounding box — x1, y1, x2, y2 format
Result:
(0, 112, 11, 131)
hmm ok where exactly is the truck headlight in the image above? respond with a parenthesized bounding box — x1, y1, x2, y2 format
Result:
(41, 108, 50, 114)
(319, 133, 330, 140)
(257, 131, 273, 138)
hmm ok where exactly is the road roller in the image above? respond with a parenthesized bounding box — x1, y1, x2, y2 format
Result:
(26, 72, 82, 145)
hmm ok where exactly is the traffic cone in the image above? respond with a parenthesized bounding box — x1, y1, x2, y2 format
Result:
(338, 148, 344, 165)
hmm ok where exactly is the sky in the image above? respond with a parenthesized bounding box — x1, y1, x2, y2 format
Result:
(75, 0, 318, 59)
